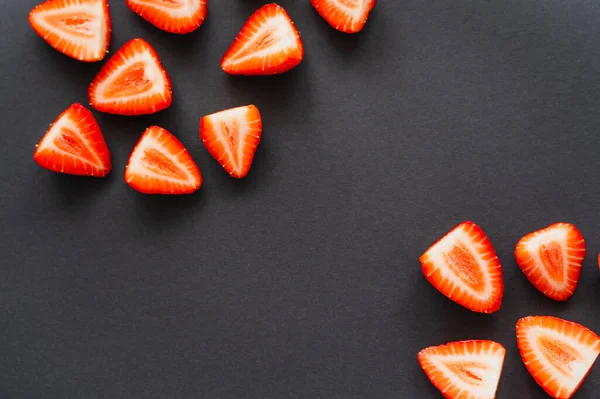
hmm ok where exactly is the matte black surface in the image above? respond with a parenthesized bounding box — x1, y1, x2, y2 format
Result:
(3, 0, 600, 397)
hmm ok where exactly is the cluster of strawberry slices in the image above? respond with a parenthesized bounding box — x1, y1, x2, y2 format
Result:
(28, 0, 376, 193)
(418, 221, 599, 398)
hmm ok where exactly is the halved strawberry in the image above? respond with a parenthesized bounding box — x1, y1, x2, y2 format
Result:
(515, 223, 586, 302)
(517, 315, 600, 398)
(310, 0, 376, 34)
(220, 3, 304, 76)
(200, 105, 262, 179)
(88, 38, 172, 116)
(419, 221, 504, 313)
(33, 103, 111, 177)
(28, 0, 111, 62)
(126, 0, 207, 34)
(418, 340, 506, 399)
(125, 126, 201, 194)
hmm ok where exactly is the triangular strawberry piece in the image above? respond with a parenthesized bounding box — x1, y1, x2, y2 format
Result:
(88, 38, 172, 116)
(517, 316, 600, 398)
(33, 103, 111, 177)
(220, 3, 304, 76)
(28, 0, 111, 62)
(310, 0, 376, 34)
(200, 105, 262, 179)
(125, 126, 202, 194)
(126, 0, 207, 34)
(418, 340, 506, 399)
(515, 223, 586, 301)
(419, 221, 504, 313)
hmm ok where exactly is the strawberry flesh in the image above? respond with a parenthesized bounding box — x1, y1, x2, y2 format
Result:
(200, 105, 262, 179)
(125, 126, 202, 194)
(517, 315, 600, 398)
(419, 221, 504, 313)
(34, 103, 111, 177)
(29, 0, 111, 62)
(88, 38, 172, 116)
(126, 0, 207, 34)
(310, 0, 376, 34)
(515, 223, 585, 301)
(418, 340, 506, 399)
(221, 3, 304, 76)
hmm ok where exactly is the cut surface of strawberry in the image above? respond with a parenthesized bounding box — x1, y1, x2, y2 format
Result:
(517, 315, 600, 399)
(418, 340, 506, 399)
(125, 126, 201, 194)
(515, 223, 585, 301)
(310, 0, 376, 34)
(28, 0, 111, 62)
(221, 3, 304, 76)
(88, 38, 172, 116)
(34, 103, 111, 177)
(200, 105, 262, 179)
(419, 221, 504, 313)
(126, 0, 207, 34)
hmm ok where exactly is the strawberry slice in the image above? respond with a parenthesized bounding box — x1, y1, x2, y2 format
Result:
(33, 103, 111, 177)
(417, 340, 506, 399)
(28, 0, 111, 62)
(200, 105, 262, 179)
(517, 315, 600, 398)
(310, 0, 376, 34)
(419, 221, 504, 313)
(88, 38, 172, 116)
(220, 3, 304, 76)
(515, 223, 586, 301)
(126, 0, 207, 34)
(125, 126, 202, 194)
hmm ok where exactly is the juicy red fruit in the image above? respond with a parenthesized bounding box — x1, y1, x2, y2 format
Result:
(125, 126, 202, 194)
(517, 315, 600, 398)
(200, 105, 263, 179)
(88, 38, 172, 116)
(126, 0, 207, 34)
(419, 221, 504, 313)
(418, 340, 506, 399)
(34, 103, 111, 177)
(28, 0, 111, 62)
(221, 3, 304, 76)
(514, 223, 585, 301)
(310, 0, 376, 34)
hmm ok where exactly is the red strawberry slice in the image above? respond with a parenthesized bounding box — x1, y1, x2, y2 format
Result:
(515, 223, 586, 301)
(125, 126, 202, 194)
(28, 0, 111, 62)
(126, 0, 207, 34)
(310, 0, 376, 34)
(33, 103, 111, 177)
(417, 340, 506, 399)
(200, 105, 262, 179)
(419, 221, 504, 313)
(517, 315, 600, 398)
(88, 38, 172, 116)
(220, 3, 304, 76)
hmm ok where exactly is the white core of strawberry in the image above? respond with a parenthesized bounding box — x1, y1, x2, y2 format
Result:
(522, 325, 600, 394)
(224, 14, 299, 68)
(128, 0, 203, 17)
(332, 0, 372, 17)
(204, 106, 259, 173)
(38, 112, 104, 169)
(92, 48, 167, 104)
(424, 226, 495, 301)
(127, 133, 195, 185)
(520, 225, 581, 290)
(426, 348, 505, 398)
(31, 0, 107, 61)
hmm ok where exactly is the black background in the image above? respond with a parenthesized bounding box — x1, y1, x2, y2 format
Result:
(2, 0, 600, 398)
